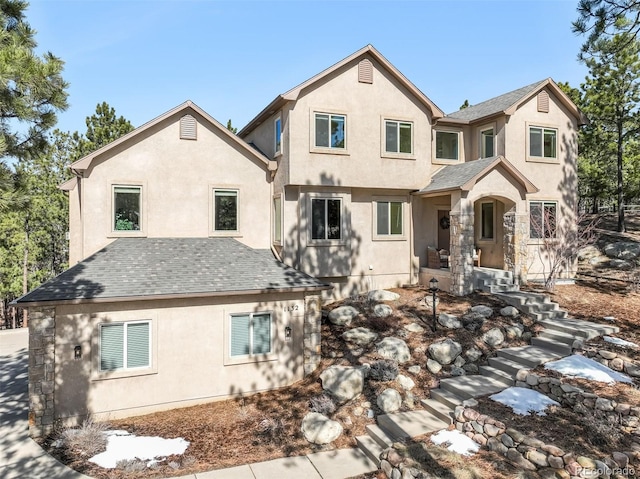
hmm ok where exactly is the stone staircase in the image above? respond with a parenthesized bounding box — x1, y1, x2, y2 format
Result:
(355, 267, 620, 467)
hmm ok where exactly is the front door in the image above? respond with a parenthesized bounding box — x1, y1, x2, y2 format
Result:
(437, 210, 450, 251)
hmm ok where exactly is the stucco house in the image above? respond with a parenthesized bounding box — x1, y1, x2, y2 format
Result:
(15, 44, 585, 437)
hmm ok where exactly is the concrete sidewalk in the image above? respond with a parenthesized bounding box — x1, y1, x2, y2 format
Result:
(0, 328, 377, 479)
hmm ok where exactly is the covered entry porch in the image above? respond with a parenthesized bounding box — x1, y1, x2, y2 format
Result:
(412, 156, 538, 296)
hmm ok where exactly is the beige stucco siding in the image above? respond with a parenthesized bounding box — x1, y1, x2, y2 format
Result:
(70, 111, 271, 264)
(53, 292, 307, 423)
(287, 55, 433, 189)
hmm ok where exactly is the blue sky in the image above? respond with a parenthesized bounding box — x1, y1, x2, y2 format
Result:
(26, 0, 588, 135)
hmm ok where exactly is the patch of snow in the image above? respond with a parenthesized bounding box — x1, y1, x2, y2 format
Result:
(603, 316, 616, 322)
(431, 429, 479, 456)
(89, 433, 190, 469)
(603, 336, 639, 349)
(545, 354, 632, 384)
(490, 387, 559, 416)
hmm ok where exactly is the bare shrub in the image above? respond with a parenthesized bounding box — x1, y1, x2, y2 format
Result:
(60, 418, 108, 457)
(116, 458, 147, 472)
(256, 417, 287, 445)
(367, 315, 398, 332)
(309, 393, 336, 415)
(368, 359, 399, 381)
(583, 409, 622, 448)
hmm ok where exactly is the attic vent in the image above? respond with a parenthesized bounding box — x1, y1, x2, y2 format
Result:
(537, 91, 550, 113)
(180, 114, 197, 140)
(358, 59, 373, 84)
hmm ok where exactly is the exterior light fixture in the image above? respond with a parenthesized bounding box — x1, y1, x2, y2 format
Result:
(429, 277, 439, 332)
(74, 345, 82, 360)
(284, 326, 292, 341)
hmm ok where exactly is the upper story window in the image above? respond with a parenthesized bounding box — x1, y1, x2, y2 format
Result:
(480, 128, 494, 158)
(113, 185, 141, 231)
(315, 113, 345, 149)
(311, 198, 341, 240)
(274, 117, 282, 155)
(100, 321, 151, 372)
(273, 196, 282, 244)
(214, 189, 238, 232)
(385, 120, 412, 155)
(529, 126, 557, 159)
(435, 131, 459, 161)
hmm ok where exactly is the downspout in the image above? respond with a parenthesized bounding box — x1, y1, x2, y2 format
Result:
(409, 193, 415, 285)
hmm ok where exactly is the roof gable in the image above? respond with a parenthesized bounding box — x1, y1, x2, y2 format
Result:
(69, 101, 276, 175)
(239, 45, 445, 137)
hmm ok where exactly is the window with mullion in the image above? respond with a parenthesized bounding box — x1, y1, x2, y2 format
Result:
(376, 201, 403, 236)
(530, 201, 557, 238)
(529, 127, 557, 158)
(100, 321, 150, 372)
(385, 120, 412, 154)
(230, 313, 272, 357)
(315, 113, 345, 149)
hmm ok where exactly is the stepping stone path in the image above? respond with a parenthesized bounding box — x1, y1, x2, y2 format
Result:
(352, 270, 622, 473)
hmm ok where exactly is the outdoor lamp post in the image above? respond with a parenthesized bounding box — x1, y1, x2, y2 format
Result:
(429, 277, 439, 332)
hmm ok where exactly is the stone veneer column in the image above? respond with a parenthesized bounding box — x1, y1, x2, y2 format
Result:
(449, 212, 475, 296)
(503, 212, 529, 285)
(303, 294, 322, 375)
(28, 307, 56, 438)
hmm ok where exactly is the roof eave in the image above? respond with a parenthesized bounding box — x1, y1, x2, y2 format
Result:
(58, 176, 78, 191)
(237, 95, 288, 138)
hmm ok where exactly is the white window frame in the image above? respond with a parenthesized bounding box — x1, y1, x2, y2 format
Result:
(480, 127, 495, 159)
(479, 200, 495, 241)
(383, 119, 413, 157)
(529, 200, 558, 240)
(309, 196, 343, 244)
(210, 187, 240, 236)
(98, 320, 152, 373)
(373, 197, 406, 240)
(225, 312, 277, 365)
(274, 116, 282, 156)
(273, 195, 282, 245)
(311, 110, 348, 154)
(433, 129, 461, 163)
(527, 123, 558, 163)
(109, 182, 146, 238)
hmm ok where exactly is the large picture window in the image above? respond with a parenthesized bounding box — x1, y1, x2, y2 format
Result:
(385, 120, 412, 154)
(530, 201, 557, 239)
(315, 113, 345, 149)
(214, 189, 238, 231)
(113, 186, 141, 231)
(311, 198, 341, 240)
(230, 313, 272, 357)
(100, 321, 150, 372)
(376, 201, 403, 236)
(529, 127, 557, 159)
(435, 131, 459, 160)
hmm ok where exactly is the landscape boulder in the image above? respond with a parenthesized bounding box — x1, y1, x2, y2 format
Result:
(328, 306, 359, 326)
(341, 327, 378, 347)
(377, 388, 402, 413)
(465, 346, 483, 362)
(482, 328, 505, 348)
(500, 306, 520, 318)
(301, 412, 343, 444)
(470, 305, 494, 318)
(438, 313, 462, 329)
(404, 322, 425, 333)
(395, 374, 415, 391)
(373, 304, 393, 318)
(377, 337, 411, 364)
(319, 365, 365, 402)
(426, 359, 442, 374)
(604, 242, 640, 260)
(461, 312, 485, 332)
(368, 290, 400, 301)
(428, 338, 462, 365)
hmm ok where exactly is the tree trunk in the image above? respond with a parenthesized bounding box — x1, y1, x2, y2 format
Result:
(617, 126, 625, 233)
(22, 228, 29, 328)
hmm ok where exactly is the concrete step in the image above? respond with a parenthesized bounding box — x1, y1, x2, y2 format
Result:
(420, 398, 454, 425)
(356, 435, 384, 466)
(430, 388, 464, 409)
(439, 375, 508, 400)
(365, 424, 394, 449)
(528, 310, 569, 321)
(478, 365, 515, 386)
(481, 277, 513, 286)
(531, 337, 572, 355)
(518, 302, 562, 313)
(482, 284, 520, 293)
(497, 345, 564, 368)
(377, 410, 448, 439)
(538, 328, 578, 345)
(537, 317, 620, 338)
(473, 267, 513, 280)
(494, 291, 552, 306)
(488, 356, 528, 376)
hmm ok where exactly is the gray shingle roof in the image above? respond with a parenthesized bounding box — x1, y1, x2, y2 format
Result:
(445, 80, 546, 122)
(16, 238, 330, 304)
(417, 157, 499, 194)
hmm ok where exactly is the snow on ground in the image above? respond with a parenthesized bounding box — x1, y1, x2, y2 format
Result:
(603, 336, 639, 349)
(90, 430, 190, 469)
(489, 387, 559, 416)
(545, 354, 632, 384)
(431, 429, 479, 456)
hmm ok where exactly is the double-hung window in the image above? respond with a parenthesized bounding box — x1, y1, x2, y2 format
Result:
(230, 313, 272, 357)
(480, 128, 494, 158)
(376, 201, 403, 236)
(113, 186, 141, 231)
(274, 117, 282, 155)
(529, 127, 557, 159)
(100, 321, 151, 372)
(311, 198, 341, 240)
(315, 113, 345, 149)
(385, 120, 412, 154)
(435, 131, 459, 161)
(213, 189, 238, 232)
(530, 201, 557, 239)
